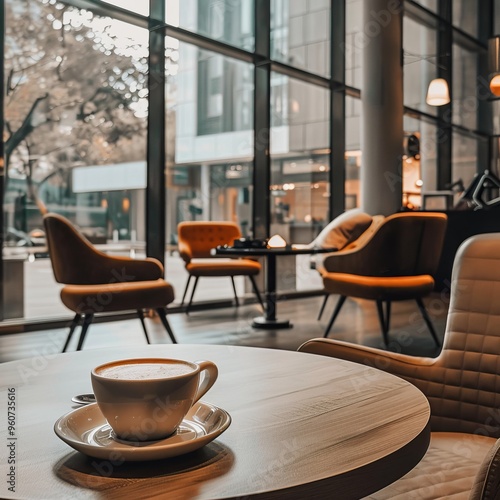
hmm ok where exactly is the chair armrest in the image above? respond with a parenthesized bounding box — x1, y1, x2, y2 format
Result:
(298, 338, 436, 385)
(178, 241, 192, 263)
(88, 254, 164, 283)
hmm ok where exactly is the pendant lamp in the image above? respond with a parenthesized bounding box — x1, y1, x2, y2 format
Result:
(426, 78, 450, 106)
(489, 36, 500, 96)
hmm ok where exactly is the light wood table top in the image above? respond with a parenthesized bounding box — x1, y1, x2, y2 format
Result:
(0, 344, 430, 499)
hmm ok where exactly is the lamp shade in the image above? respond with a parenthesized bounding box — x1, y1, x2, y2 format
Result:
(426, 78, 450, 106)
(489, 37, 500, 96)
(491, 74, 500, 97)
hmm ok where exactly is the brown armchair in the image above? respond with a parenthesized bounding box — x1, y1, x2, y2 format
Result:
(319, 212, 447, 346)
(299, 232, 500, 498)
(44, 213, 177, 351)
(177, 221, 264, 313)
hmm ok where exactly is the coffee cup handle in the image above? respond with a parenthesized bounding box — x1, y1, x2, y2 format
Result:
(193, 360, 218, 403)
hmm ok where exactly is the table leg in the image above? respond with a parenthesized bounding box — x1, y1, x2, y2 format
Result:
(252, 253, 292, 329)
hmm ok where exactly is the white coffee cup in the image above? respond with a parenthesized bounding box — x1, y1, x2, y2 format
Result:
(91, 358, 218, 441)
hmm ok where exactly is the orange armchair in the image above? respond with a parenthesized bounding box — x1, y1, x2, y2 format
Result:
(177, 221, 264, 313)
(44, 213, 177, 351)
(319, 212, 447, 346)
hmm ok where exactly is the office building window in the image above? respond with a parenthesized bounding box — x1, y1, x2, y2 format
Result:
(166, 0, 255, 51)
(271, 0, 331, 77)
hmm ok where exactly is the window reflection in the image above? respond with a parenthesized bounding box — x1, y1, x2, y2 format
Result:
(271, 0, 331, 77)
(165, 41, 254, 302)
(4, 0, 148, 319)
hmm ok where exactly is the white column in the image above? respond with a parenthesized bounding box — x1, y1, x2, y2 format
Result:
(361, 0, 404, 215)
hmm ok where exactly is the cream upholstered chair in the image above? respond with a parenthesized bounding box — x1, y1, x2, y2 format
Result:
(177, 221, 264, 313)
(44, 213, 177, 351)
(300, 233, 500, 499)
(319, 212, 447, 346)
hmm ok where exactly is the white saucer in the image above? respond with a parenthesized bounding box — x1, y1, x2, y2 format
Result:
(54, 401, 231, 461)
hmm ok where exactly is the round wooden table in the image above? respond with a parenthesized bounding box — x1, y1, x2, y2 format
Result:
(0, 344, 430, 499)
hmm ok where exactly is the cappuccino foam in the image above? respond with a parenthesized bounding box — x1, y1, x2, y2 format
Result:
(97, 362, 194, 380)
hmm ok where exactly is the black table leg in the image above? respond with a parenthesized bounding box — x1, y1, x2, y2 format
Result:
(252, 253, 292, 329)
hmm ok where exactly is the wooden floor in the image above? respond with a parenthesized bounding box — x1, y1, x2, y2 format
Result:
(0, 292, 449, 364)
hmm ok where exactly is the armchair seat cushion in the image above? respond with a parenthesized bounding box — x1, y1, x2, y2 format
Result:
(186, 258, 261, 277)
(322, 273, 435, 301)
(365, 432, 496, 499)
(61, 279, 175, 314)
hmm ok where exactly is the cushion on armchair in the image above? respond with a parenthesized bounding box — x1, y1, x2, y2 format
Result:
(310, 209, 373, 251)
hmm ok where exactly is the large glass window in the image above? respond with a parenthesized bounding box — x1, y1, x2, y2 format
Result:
(4, 0, 148, 320)
(452, 43, 479, 130)
(101, 0, 149, 16)
(271, 0, 331, 77)
(270, 74, 329, 292)
(345, 0, 362, 89)
(403, 16, 438, 116)
(166, 0, 255, 51)
(345, 95, 361, 209)
(165, 41, 254, 302)
(452, 132, 479, 188)
(453, 0, 479, 38)
(403, 116, 438, 210)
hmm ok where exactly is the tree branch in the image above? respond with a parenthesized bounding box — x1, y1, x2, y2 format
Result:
(5, 93, 50, 160)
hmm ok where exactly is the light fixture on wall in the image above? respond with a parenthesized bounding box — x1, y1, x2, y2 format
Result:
(426, 78, 450, 106)
(488, 36, 500, 96)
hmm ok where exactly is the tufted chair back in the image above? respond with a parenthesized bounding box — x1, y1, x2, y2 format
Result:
(425, 232, 500, 434)
(177, 221, 242, 262)
(301, 232, 500, 437)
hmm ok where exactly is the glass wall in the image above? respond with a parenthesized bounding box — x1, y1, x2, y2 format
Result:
(4, 0, 148, 319)
(0, 0, 494, 325)
(345, 95, 361, 209)
(403, 15, 438, 116)
(270, 0, 331, 77)
(165, 40, 254, 300)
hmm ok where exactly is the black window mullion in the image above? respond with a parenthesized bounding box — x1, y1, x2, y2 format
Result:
(330, 0, 346, 219)
(437, 0, 452, 189)
(146, 0, 166, 265)
(253, 0, 271, 240)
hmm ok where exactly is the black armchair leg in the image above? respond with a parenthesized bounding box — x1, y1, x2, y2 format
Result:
(376, 300, 391, 346)
(180, 275, 192, 306)
(62, 313, 81, 353)
(156, 308, 177, 343)
(317, 294, 329, 320)
(137, 309, 150, 344)
(230, 277, 239, 307)
(324, 295, 347, 338)
(185, 277, 199, 314)
(248, 275, 265, 312)
(76, 313, 94, 351)
(416, 298, 441, 347)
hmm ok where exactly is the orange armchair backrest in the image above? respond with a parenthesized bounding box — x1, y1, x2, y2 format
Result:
(177, 221, 242, 262)
(43, 213, 163, 285)
(323, 212, 448, 277)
